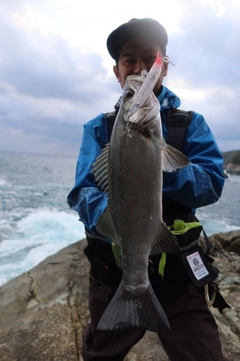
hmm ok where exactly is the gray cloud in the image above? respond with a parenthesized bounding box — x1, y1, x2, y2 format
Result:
(0, 16, 111, 101)
(168, 9, 240, 86)
(0, 5, 122, 156)
(164, 4, 240, 152)
(0, 1, 239, 157)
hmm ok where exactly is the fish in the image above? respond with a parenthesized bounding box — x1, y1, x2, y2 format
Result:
(92, 54, 190, 332)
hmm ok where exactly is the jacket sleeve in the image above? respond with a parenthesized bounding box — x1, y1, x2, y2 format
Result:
(163, 112, 225, 209)
(67, 114, 108, 235)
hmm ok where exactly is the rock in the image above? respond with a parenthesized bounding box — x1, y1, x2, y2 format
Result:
(225, 163, 240, 175)
(0, 233, 240, 360)
(0, 240, 89, 361)
(204, 242, 240, 361)
(209, 229, 240, 255)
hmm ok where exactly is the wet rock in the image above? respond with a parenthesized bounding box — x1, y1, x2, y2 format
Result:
(0, 231, 240, 361)
(210, 229, 240, 255)
(225, 163, 240, 176)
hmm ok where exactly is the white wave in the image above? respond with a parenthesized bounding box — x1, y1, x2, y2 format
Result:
(200, 219, 239, 236)
(0, 208, 86, 286)
(16, 208, 85, 242)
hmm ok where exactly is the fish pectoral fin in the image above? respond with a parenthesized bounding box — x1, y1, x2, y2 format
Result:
(150, 222, 180, 254)
(96, 206, 120, 245)
(92, 144, 110, 192)
(162, 144, 190, 172)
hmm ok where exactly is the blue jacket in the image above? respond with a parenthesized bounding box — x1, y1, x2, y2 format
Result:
(67, 86, 225, 235)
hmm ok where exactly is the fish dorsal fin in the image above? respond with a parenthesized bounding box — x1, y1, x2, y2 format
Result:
(96, 206, 120, 245)
(92, 144, 110, 192)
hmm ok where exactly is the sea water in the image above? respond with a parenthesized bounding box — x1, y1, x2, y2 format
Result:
(0, 150, 239, 286)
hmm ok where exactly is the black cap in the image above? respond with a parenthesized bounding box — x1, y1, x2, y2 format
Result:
(107, 18, 168, 61)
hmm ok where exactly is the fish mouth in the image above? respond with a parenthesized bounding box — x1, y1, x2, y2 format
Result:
(127, 53, 162, 119)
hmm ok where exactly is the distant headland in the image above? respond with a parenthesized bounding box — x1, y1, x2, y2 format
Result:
(222, 149, 240, 176)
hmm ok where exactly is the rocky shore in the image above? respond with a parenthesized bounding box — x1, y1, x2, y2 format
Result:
(225, 163, 240, 176)
(0, 230, 240, 361)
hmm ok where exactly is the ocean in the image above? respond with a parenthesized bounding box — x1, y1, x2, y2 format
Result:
(0, 150, 239, 286)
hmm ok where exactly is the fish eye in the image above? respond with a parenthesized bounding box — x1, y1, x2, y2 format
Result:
(123, 89, 134, 102)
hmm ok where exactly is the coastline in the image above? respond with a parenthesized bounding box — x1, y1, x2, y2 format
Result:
(0, 230, 240, 360)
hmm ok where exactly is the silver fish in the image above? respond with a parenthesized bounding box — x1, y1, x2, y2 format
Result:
(92, 55, 190, 332)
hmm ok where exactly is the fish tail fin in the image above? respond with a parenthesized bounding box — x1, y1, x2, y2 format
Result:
(151, 222, 180, 254)
(97, 281, 170, 332)
(162, 144, 190, 172)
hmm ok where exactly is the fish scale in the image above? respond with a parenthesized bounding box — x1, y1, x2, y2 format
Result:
(92, 54, 190, 332)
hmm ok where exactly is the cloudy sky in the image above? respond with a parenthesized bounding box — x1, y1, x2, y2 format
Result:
(0, 0, 239, 157)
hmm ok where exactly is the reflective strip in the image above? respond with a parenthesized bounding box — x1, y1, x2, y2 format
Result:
(158, 252, 167, 278)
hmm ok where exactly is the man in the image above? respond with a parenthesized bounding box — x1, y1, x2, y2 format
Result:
(68, 18, 228, 361)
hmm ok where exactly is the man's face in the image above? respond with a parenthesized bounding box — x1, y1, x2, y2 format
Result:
(113, 36, 168, 95)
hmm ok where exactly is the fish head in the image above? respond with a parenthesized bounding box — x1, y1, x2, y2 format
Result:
(121, 71, 148, 112)
(120, 71, 160, 131)
(118, 54, 162, 131)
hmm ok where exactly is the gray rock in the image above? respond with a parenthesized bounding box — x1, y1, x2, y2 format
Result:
(210, 229, 240, 255)
(225, 163, 240, 175)
(0, 232, 240, 361)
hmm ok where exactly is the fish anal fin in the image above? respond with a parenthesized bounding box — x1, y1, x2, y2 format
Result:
(151, 222, 180, 254)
